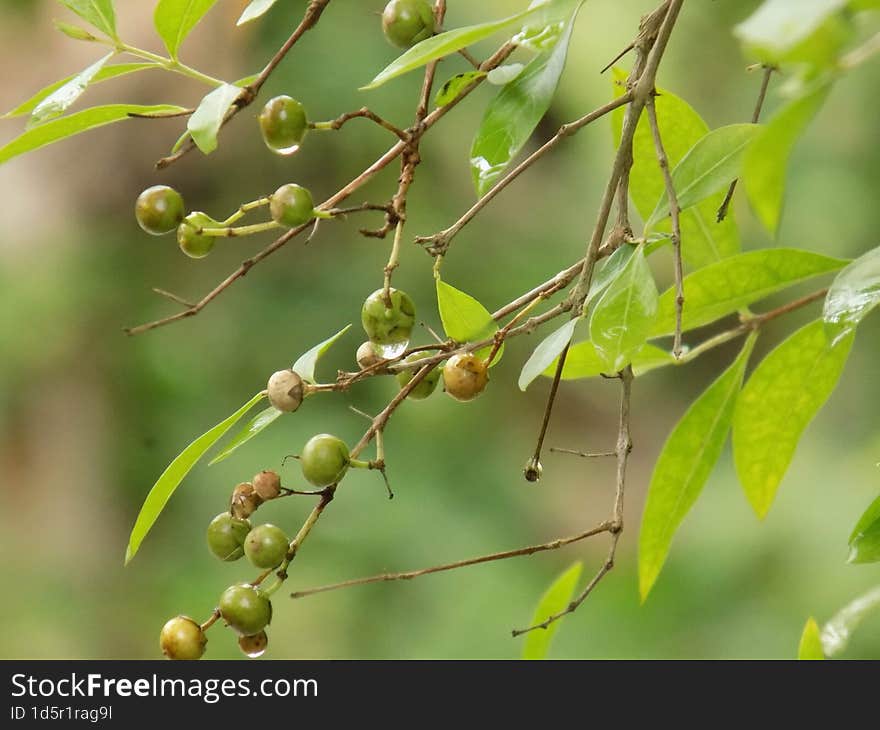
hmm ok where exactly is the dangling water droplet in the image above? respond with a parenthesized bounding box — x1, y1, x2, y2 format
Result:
(269, 142, 301, 156)
(375, 340, 408, 359)
(238, 630, 268, 658)
(243, 645, 266, 658)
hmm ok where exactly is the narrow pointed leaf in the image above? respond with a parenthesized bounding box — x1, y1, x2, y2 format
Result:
(585, 243, 635, 307)
(208, 406, 283, 466)
(544, 342, 673, 380)
(125, 392, 266, 564)
(292, 324, 352, 384)
(29, 52, 114, 126)
(798, 618, 826, 659)
(589, 244, 659, 372)
(0, 104, 188, 166)
(154, 0, 219, 59)
(187, 83, 242, 154)
(435, 71, 486, 107)
(436, 279, 501, 362)
(733, 320, 854, 519)
(735, 0, 848, 62)
(639, 334, 757, 601)
(646, 124, 762, 229)
(744, 84, 830, 236)
(53, 20, 97, 41)
(470, 5, 579, 196)
(823, 244, 880, 345)
(518, 318, 577, 391)
(237, 0, 278, 25)
(821, 585, 880, 657)
(58, 0, 117, 39)
(847, 494, 880, 564)
(4, 64, 159, 119)
(652, 249, 848, 336)
(522, 562, 582, 660)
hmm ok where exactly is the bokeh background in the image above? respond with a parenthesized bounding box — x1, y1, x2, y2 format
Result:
(1, 0, 879, 660)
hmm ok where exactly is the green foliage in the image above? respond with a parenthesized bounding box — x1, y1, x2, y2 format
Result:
(848, 495, 880, 564)
(639, 334, 757, 601)
(436, 279, 500, 362)
(470, 4, 581, 197)
(188, 84, 242, 154)
(434, 71, 486, 107)
(125, 392, 266, 565)
(651, 249, 847, 336)
(521, 562, 582, 660)
(545, 342, 673, 380)
(646, 124, 761, 229)
(58, 0, 117, 40)
(821, 586, 880, 656)
(154, 0, 219, 60)
(29, 53, 114, 126)
(237, 0, 278, 26)
(0, 104, 188, 166)
(744, 84, 830, 236)
(589, 244, 658, 372)
(824, 244, 880, 344)
(733, 320, 854, 519)
(798, 617, 826, 659)
(53, 20, 97, 42)
(518, 318, 577, 391)
(292, 325, 353, 384)
(209, 407, 283, 466)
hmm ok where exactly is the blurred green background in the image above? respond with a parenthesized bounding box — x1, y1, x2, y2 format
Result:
(1, 0, 879, 660)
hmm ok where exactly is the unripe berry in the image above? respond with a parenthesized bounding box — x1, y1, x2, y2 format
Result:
(267, 369, 304, 413)
(361, 288, 416, 354)
(270, 184, 315, 228)
(135, 185, 185, 236)
(177, 212, 216, 259)
(382, 0, 435, 49)
(244, 524, 289, 569)
(300, 433, 350, 487)
(206, 512, 251, 562)
(159, 615, 206, 660)
(356, 341, 384, 370)
(396, 354, 440, 400)
(238, 630, 268, 658)
(219, 584, 272, 636)
(231, 482, 263, 520)
(259, 95, 308, 155)
(442, 353, 489, 402)
(253, 469, 282, 501)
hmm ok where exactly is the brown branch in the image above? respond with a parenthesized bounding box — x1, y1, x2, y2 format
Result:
(526, 342, 570, 482)
(311, 107, 409, 141)
(716, 65, 774, 222)
(289, 523, 613, 600)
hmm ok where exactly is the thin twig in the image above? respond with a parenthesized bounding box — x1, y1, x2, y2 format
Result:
(550, 448, 618, 458)
(527, 343, 571, 481)
(311, 107, 409, 141)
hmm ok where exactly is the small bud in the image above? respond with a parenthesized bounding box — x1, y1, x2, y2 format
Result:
(267, 369, 304, 413)
(231, 482, 263, 519)
(523, 457, 543, 483)
(253, 469, 282, 500)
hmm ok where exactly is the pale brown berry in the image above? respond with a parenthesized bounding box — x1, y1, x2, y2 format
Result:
(253, 469, 281, 500)
(231, 482, 263, 519)
(159, 616, 206, 661)
(356, 341, 384, 370)
(442, 353, 489, 402)
(267, 369, 304, 413)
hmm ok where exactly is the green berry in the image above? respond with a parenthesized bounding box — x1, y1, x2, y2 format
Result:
(382, 0, 435, 49)
(259, 95, 308, 155)
(300, 433, 350, 487)
(159, 615, 206, 660)
(135, 185, 185, 236)
(267, 369, 304, 413)
(239, 630, 269, 658)
(219, 584, 272, 636)
(361, 288, 416, 351)
(442, 353, 489, 402)
(270, 184, 315, 228)
(244, 524, 289, 569)
(177, 212, 216, 259)
(206, 512, 251, 562)
(396, 354, 440, 400)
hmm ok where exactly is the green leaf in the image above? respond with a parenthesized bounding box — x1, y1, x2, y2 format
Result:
(486, 63, 525, 85)
(823, 244, 880, 345)
(518, 318, 577, 391)
(545, 341, 673, 380)
(733, 320, 854, 519)
(646, 124, 761, 229)
(798, 618, 826, 659)
(434, 71, 487, 108)
(651, 249, 848, 336)
(208, 406, 283, 466)
(291, 324, 352, 384)
(3, 64, 159, 119)
(58, 0, 117, 39)
(124, 392, 265, 565)
(744, 85, 830, 236)
(362, 0, 577, 90)
(610, 68, 741, 269)
(734, 0, 848, 63)
(154, 0, 219, 59)
(436, 279, 500, 362)
(589, 244, 659, 372)
(851, 0, 880, 10)
(53, 20, 97, 41)
(821, 585, 880, 656)
(585, 243, 635, 307)
(470, 5, 579, 197)
(521, 562, 582, 660)
(639, 334, 757, 601)
(237, 0, 278, 25)
(0, 104, 188, 166)
(187, 83, 242, 155)
(847, 494, 880, 564)
(29, 52, 114, 126)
